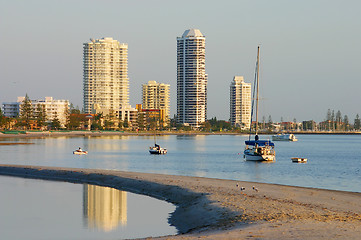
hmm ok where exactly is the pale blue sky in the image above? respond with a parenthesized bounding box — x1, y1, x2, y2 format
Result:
(1, 0, 360, 122)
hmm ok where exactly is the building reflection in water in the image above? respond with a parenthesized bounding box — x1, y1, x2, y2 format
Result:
(83, 184, 127, 232)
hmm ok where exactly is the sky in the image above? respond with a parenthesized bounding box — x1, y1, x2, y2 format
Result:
(1, 0, 360, 122)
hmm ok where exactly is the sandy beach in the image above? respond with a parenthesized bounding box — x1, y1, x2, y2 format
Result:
(0, 164, 360, 239)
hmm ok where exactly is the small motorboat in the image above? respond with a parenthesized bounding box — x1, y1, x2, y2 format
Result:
(73, 147, 88, 155)
(149, 144, 167, 155)
(291, 157, 307, 163)
(272, 133, 298, 141)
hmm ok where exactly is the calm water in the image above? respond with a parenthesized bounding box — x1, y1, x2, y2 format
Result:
(0, 134, 361, 193)
(0, 176, 177, 240)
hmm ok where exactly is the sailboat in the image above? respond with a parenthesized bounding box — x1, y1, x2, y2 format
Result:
(149, 128, 167, 154)
(244, 46, 276, 161)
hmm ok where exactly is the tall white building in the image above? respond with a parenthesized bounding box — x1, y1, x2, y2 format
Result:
(230, 76, 251, 129)
(83, 37, 129, 117)
(2, 96, 69, 127)
(142, 80, 170, 120)
(177, 29, 207, 128)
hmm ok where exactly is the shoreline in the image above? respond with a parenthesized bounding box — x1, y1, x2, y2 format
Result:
(0, 164, 360, 239)
(1, 130, 361, 139)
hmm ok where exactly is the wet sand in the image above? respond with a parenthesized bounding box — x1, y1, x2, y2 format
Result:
(0, 164, 360, 239)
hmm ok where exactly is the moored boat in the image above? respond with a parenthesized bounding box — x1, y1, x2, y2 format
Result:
(149, 126, 167, 155)
(272, 133, 298, 141)
(291, 157, 307, 163)
(244, 46, 276, 161)
(244, 139, 275, 161)
(149, 144, 167, 155)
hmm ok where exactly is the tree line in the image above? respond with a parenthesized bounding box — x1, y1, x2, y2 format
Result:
(321, 109, 360, 131)
(1, 96, 361, 132)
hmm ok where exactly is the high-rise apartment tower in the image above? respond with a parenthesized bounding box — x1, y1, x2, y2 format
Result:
(142, 80, 170, 120)
(83, 37, 129, 116)
(177, 29, 207, 128)
(230, 76, 251, 129)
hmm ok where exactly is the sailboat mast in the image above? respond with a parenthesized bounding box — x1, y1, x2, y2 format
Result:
(255, 46, 260, 135)
(154, 127, 156, 145)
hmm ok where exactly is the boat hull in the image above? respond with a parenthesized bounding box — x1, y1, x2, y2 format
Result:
(244, 153, 275, 161)
(149, 148, 167, 155)
(73, 151, 88, 155)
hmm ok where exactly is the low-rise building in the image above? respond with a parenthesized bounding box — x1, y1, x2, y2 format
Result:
(2, 101, 20, 118)
(2, 96, 69, 128)
(119, 105, 138, 129)
(136, 104, 167, 129)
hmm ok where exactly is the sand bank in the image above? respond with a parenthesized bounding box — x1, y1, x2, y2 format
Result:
(0, 164, 360, 239)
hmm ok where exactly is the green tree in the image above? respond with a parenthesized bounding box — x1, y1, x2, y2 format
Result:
(69, 103, 74, 111)
(104, 120, 113, 130)
(67, 113, 81, 130)
(123, 119, 129, 129)
(103, 111, 116, 130)
(50, 115, 61, 130)
(169, 115, 178, 129)
(354, 114, 360, 130)
(147, 117, 158, 131)
(137, 113, 145, 130)
(331, 110, 335, 131)
(35, 104, 47, 129)
(20, 94, 33, 130)
(70, 107, 81, 114)
(91, 113, 103, 130)
(335, 110, 342, 130)
(206, 117, 231, 132)
(202, 121, 211, 132)
(262, 116, 266, 130)
(325, 109, 332, 131)
(268, 115, 273, 131)
(0, 109, 6, 129)
(343, 115, 349, 131)
(326, 109, 332, 121)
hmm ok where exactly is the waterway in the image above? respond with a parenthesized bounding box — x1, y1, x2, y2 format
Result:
(1, 134, 360, 192)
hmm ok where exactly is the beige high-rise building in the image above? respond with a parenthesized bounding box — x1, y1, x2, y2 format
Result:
(230, 76, 251, 129)
(83, 37, 129, 117)
(177, 29, 207, 128)
(142, 80, 170, 120)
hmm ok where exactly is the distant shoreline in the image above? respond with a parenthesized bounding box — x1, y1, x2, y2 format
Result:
(0, 142, 34, 145)
(1, 130, 361, 139)
(0, 164, 360, 239)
